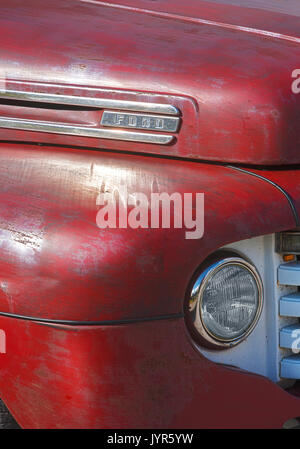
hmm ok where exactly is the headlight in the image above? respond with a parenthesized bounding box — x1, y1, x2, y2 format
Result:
(186, 256, 263, 349)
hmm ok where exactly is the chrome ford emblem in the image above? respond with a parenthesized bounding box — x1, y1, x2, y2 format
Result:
(100, 111, 180, 132)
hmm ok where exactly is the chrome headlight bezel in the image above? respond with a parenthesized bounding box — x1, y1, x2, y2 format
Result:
(186, 255, 263, 350)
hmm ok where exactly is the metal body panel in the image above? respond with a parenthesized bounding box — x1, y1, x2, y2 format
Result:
(0, 0, 300, 429)
(1, 315, 300, 429)
(242, 169, 300, 217)
(0, 0, 299, 163)
(0, 142, 296, 323)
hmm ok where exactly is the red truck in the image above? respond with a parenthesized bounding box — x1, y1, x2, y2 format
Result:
(0, 0, 300, 429)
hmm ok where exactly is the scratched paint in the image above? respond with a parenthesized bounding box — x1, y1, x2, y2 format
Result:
(0, 0, 299, 163)
(0, 0, 300, 430)
(0, 316, 300, 428)
(0, 142, 297, 322)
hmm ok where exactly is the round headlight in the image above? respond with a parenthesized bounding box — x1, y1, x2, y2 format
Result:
(187, 256, 263, 349)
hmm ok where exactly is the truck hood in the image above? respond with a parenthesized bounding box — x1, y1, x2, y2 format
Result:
(0, 0, 299, 164)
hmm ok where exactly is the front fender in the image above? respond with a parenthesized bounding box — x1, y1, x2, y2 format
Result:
(0, 142, 295, 322)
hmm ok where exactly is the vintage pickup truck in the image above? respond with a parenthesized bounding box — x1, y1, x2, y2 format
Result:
(0, 0, 300, 429)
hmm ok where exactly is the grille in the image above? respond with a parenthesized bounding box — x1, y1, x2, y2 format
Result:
(193, 233, 300, 386)
(278, 261, 300, 379)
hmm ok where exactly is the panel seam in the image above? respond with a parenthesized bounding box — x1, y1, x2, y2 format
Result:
(227, 165, 300, 226)
(0, 311, 184, 326)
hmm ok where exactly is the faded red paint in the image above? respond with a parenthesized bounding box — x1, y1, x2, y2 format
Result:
(0, 0, 300, 429)
(1, 315, 300, 429)
(244, 168, 300, 216)
(0, 142, 296, 322)
(0, 0, 299, 163)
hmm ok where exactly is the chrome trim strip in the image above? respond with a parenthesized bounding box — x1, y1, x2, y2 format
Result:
(0, 310, 184, 326)
(0, 117, 174, 144)
(0, 89, 179, 116)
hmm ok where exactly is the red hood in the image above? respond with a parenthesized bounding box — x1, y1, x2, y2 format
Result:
(0, 0, 299, 164)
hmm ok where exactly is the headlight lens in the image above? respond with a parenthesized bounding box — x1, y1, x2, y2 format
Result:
(187, 256, 263, 348)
